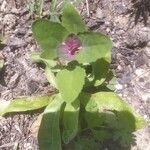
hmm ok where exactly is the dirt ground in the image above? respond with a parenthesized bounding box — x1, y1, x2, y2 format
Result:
(0, 0, 150, 149)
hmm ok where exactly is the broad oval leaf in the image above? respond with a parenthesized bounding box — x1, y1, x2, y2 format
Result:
(0, 95, 51, 116)
(56, 66, 86, 103)
(80, 92, 145, 130)
(30, 52, 57, 68)
(92, 58, 110, 86)
(38, 94, 64, 150)
(61, 3, 87, 34)
(76, 32, 112, 64)
(91, 129, 112, 141)
(32, 19, 69, 59)
(62, 100, 80, 144)
(93, 92, 145, 129)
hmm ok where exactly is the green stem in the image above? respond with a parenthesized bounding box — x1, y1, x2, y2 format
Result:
(39, 0, 43, 16)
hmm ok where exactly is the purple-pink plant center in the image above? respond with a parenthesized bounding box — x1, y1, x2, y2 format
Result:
(64, 34, 81, 55)
(60, 34, 81, 60)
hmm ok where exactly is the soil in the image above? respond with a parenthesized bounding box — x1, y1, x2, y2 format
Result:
(0, 0, 150, 149)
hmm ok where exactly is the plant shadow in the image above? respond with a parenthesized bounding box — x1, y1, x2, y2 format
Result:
(64, 108, 136, 150)
(130, 0, 150, 25)
(83, 111, 136, 149)
(76, 94, 137, 150)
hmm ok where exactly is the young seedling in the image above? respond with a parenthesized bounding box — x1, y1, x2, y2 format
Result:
(0, 3, 145, 150)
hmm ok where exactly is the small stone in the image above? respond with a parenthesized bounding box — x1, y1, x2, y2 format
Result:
(135, 69, 145, 76)
(147, 41, 150, 47)
(0, 0, 7, 12)
(106, 28, 110, 32)
(117, 65, 122, 71)
(8, 73, 19, 88)
(3, 14, 16, 26)
(24, 143, 33, 149)
(145, 47, 150, 57)
(139, 78, 144, 82)
(95, 8, 104, 19)
(145, 83, 150, 89)
(141, 27, 150, 32)
(115, 83, 123, 90)
(143, 115, 148, 120)
(7, 37, 26, 48)
(142, 93, 150, 102)
(15, 28, 26, 36)
(11, 8, 19, 14)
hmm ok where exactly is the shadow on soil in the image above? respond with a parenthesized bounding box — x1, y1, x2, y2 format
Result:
(130, 0, 150, 25)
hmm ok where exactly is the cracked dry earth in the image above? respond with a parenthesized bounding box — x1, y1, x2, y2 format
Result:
(0, 0, 150, 149)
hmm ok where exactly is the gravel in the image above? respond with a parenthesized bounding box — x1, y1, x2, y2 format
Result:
(0, 0, 150, 149)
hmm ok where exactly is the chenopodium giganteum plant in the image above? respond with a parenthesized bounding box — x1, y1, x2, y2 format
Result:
(0, 3, 145, 150)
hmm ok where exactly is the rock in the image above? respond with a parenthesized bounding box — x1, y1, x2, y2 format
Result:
(7, 37, 26, 48)
(3, 14, 17, 28)
(142, 93, 150, 102)
(115, 83, 123, 90)
(145, 47, 150, 58)
(126, 26, 150, 48)
(0, 0, 7, 12)
(135, 69, 145, 76)
(15, 28, 26, 36)
(135, 52, 147, 68)
(95, 8, 104, 19)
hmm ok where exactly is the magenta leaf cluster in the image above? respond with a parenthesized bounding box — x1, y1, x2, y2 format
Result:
(59, 34, 81, 60)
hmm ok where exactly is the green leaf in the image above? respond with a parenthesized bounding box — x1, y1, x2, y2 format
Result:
(113, 130, 135, 145)
(80, 92, 145, 130)
(38, 94, 64, 150)
(30, 52, 57, 68)
(83, 94, 104, 128)
(62, 99, 80, 144)
(93, 92, 145, 129)
(91, 129, 112, 141)
(62, 3, 87, 34)
(32, 19, 69, 59)
(0, 95, 51, 116)
(74, 137, 99, 150)
(105, 69, 116, 91)
(76, 32, 112, 64)
(45, 66, 57, 88)
(92, 59, 110, 86)
(56, 66, 86, 103)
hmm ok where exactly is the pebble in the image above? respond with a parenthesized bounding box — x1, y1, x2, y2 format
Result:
(147, 41, 150, 47)
(15, 28, 26, 36)
(135, 69, 145, 76)
(11, 8, 19, 14)
(115, 83, 123, 90)
(24, 143, 33, 150)
(0, 0, 7, 12)
(145, 47, 150, 57)
(95, 8, 104, 19)
(142, 93, 150, 102)
(7, 37, 26, 48)
(8, 73, 19, 88)
(117, 65, 122, 71)
(3, 14, 16, 26)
